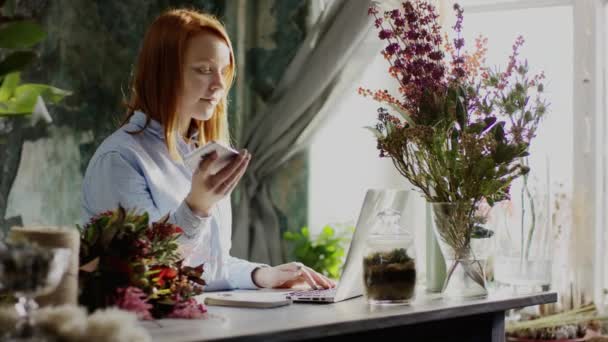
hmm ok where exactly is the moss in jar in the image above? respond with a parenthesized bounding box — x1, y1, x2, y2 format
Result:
(363, 248, 416, 302)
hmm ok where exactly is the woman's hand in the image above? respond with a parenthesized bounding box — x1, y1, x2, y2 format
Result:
(185, 149, 251, 217)
(252, 262, 336, 290)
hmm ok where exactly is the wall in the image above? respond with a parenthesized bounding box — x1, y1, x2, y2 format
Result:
(1, 0, 309, 240)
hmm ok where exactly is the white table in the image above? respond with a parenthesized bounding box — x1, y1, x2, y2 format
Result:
(142, 290, 557, 342)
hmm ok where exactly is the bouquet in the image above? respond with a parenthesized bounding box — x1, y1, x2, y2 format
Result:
(78, 206, 207, 320)
(358, 1, 548, 291)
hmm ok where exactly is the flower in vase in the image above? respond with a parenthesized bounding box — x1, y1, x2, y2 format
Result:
(360, 1, 548, 295)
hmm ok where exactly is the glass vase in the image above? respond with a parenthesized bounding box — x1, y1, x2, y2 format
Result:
(492, 156, 555, 292)
(430, 201, 493, 299)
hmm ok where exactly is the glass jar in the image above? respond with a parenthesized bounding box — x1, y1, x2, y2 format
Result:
(362, 209, 416, 305)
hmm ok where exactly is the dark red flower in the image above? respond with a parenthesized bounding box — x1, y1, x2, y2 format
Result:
(385, 43, 399, 56)
(378, 29, 393, 40)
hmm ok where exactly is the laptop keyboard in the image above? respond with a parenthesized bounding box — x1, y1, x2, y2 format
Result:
(288, 288, 337, 299)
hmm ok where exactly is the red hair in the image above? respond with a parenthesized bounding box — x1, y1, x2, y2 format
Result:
(124, 8, 235, 161)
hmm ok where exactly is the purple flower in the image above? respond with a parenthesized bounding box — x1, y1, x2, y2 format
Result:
(374, 18, 383, 28)
(379, 29, 393, 40)
(403, 46, 414, 58)
(394, 58, 405, 69)
(394, 18, 405, 27)
(406, 12, 417, 23)
(390, 9, 400, 19)
(452, 3, 464, 32)
(454, 38, 465, 49)
(432, 65, 445, 80)
(452, 67, 466, 78)
(406, 30, 419, 40)
(385, 43, 400, 56)
(403, 1, 415, 13)
(429, 51, 443, 61)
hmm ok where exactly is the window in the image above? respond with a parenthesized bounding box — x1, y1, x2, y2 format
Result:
(308, 0, 600, 303)
(453, 0, 575, 297)
(308, 30, 428, 272)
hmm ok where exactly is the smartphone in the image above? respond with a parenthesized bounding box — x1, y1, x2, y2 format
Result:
(184, 140, 240, 174)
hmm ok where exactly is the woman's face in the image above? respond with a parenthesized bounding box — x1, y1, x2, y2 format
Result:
(179, 32, 231, 123)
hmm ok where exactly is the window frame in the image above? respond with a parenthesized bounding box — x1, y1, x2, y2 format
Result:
(460, 0, 606, 307)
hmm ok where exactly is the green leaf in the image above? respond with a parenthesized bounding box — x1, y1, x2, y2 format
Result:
(100, 224, 119, 249)
(321, 226, 334, 237)
(4, 85, 38, 114)
(0, 72, 20, 101)
(85, 225, 99, 245)
(0, 51, 36, 77)
(364, 126, 383, 139)
(0, 82, 71, 115)
(15, 83, 72, 104)
(493, 122, 506, 142)
(387, 103, 415, 127)
(0, 20, 46, 49)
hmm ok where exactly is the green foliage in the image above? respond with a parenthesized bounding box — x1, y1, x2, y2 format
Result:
(0, 20, 46, 49)
(0, 7, 71, 120)
(283, 225, 354, 280)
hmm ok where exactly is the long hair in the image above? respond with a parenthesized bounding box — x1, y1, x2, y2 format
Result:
(124, 8, 235, 161)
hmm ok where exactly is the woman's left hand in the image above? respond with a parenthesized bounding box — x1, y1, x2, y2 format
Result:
(252, 262, 336, 290)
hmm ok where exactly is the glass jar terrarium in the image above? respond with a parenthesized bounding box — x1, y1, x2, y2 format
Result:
(362, 209, 416, 305)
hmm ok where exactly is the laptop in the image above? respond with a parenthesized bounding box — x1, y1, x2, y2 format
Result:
(286, 188, 411, 303)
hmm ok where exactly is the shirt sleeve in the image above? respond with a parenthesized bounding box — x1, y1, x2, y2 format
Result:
(221, 198, 270, 289)
(81, 151, 212, 251)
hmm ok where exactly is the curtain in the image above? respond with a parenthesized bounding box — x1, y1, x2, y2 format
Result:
(231, 0, 377, 264)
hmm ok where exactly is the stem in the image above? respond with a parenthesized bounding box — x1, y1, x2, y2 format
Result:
(521, 157, 536, 261)
(520, 163, 525, 262)
(443, 260, 459, 292)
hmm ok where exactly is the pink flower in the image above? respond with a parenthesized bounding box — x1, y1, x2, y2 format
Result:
(114, 287, 153, 320)
(167, 298, 207, 319)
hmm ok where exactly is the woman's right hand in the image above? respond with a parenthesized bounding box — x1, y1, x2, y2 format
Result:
(185, 149, 251, 217)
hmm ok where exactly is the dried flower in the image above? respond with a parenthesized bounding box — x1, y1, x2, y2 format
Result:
(360, 0, 548, 252)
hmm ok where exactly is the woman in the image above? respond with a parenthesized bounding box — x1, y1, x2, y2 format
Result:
(81, 8, 334, 291)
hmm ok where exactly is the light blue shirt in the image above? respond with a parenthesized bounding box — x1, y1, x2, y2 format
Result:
(81, 110, 266, 290)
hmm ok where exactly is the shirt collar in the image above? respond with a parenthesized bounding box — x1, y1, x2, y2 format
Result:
(129, 110, 164, 139)
(128, 110, 199, 144)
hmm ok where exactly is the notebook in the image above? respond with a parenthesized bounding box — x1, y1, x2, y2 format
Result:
(202, 290, 292, 308)
(287, 189, 411, 303)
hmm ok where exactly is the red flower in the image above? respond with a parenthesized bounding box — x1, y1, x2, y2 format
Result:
(152, 266, 178, 287)
(149, 222, 184, 240)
